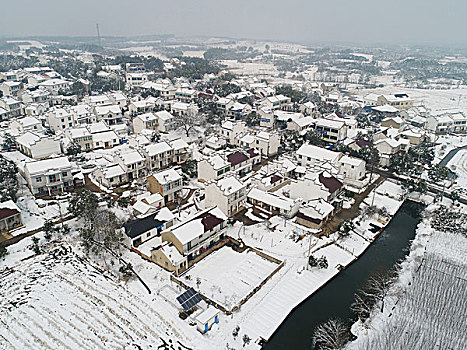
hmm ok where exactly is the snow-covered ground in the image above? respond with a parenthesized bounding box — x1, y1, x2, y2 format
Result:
(182, 247, 279, 310)
(1, 180, 407, 349)
(434, 134, 466, 164)
(448, 148, 467, 189)
(0, 245, 189, 350)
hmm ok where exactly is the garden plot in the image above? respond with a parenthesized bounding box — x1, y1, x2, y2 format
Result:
(183, 247, 279, 310)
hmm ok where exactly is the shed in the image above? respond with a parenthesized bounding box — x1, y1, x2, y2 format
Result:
(195, 306, 220, 334)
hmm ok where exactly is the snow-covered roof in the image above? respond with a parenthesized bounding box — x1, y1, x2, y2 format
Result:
(155, 207, 174, 222)
(103, 164, 126, 178)
(16, 131, 41, 147)
(296, 144, 341, 164)
(155, 110, 174, 121)
(165, 207, 227, 246)
(170, 138, 189, 150)
(14, 116, 41, 127)
(206, 155, 229, 170)
(119, 150, 144, 165)
(195, 306, 219, 324)
(68, 127, 91, 138)
(144, 141, 173, 156)
(373, 105, 399, 113)
(339, 155, 364, 167)
(215, 176, 245, 196)
(299, 199, 334, 220)
(152, 168, 181, 185)
(294, 116, 315, 128)
(248, 188, 297, 211)
(315, 118, 345, 129)
(92, 130, 119, 143)
(136, 112, 157, 122)
(25, 156, 71, 175)
(88, 121, 110, 134)
(95, 105, 121, 115)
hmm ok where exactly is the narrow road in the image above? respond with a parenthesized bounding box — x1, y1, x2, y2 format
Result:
(321, 176, 385, 235)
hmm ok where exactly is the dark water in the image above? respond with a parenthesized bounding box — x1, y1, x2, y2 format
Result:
(439, 145, 467, 167)
(263, 200, 424, 350)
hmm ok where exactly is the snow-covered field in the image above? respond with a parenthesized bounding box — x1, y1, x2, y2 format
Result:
(182, 247, 279, 309)
(448, 148, 467, 188)
(347, 204, 467, 350)
(0, 245, 187, 350)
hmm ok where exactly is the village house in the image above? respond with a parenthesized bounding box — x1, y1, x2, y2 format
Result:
(94, 105, 123, 126)
(128, 99, 155, 116)
(9, 116, 43, 134)
(65, 127, 93, 151)
(250, 170, 289, 193)
(38, 78, 70, 95)
(15, 132, 61, 159)
(374, 138, 410, 166)
(0, 81, 23, 97)
(123, 208, 175, 247)
(0, 97, 24, 119)
(239, 131, 280, 157)
(147, 168, 183, 204)
(247, 188, 301, 218)
(93, 164, 127, 189)
(71, 104, 96, 125)
(289, 171, 344, 204)
(132, 192, 165, 216)
(24, 156, 82, 197)
(126, 72, 148, 88)
(132, 112, 158, 134)
(175, 88, 197, 103)
(142, 141, 174, 171)
(155, 110, 176, 132)
(205, 175, 246, 217)
(114, 149, 146, 181)
(170, 138, 191, 164)
(377, 94, 413, 110)
(170, 101, 198, 117)
(381, 116, 404, 130)
(46, 107, 75, 132)
(220, 120, 246, 145)
(263, 95, 292, 111)
(315, 118, 347, 143)
(296, 199, 335, 229)
(92, 130, 120, 149)
(197, 155, 231, 182)
(0, 200, 23, 233)
(156, 206, 228, 273)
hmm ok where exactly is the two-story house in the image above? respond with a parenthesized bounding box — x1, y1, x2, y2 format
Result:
(147, 168, 183, 204)
(24, 156, 80, 197)
(142, 141, 174, 171)
(205, 175, 246, 217)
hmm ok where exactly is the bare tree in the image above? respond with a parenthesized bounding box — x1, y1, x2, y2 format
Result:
(361, 269, 395, 313)
(313, 318, 350, 350)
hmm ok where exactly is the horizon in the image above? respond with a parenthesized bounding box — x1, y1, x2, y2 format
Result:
(1, 0, 466, 48)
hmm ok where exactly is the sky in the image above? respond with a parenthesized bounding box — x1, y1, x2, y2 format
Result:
(1, 0, 466, 46)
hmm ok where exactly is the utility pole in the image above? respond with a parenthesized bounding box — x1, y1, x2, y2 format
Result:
(306, 233, 313, 270)
(96, 23, 102, 47)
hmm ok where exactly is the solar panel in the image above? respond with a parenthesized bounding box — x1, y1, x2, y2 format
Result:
(176, 288, 202, 311)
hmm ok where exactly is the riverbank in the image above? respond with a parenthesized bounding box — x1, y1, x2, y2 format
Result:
(347, 199, 467, 349)
(223, 179, 408, 345)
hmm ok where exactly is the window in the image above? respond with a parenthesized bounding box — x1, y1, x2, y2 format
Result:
(62, 172, 68, 177)
(36, 177, 42, 182)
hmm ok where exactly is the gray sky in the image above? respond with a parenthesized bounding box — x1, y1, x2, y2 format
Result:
(1, 0, 466, 46)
